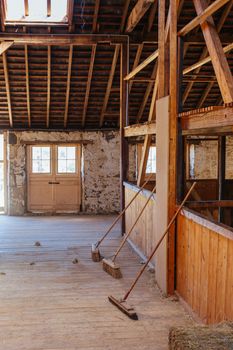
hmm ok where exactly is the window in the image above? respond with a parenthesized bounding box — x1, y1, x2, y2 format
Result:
(32, 146, 51, 173)
(146, 146, 156, 174)
(57, 146, 76, 174)
(0, 134, 4, 210)
(3, 0, 70, 25)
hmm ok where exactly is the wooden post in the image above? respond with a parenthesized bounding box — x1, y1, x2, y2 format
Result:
(218, 136, 226, 222)
(177, 37, 185, 203)
(120, 43, 129, 234)
(168, 0, 178, 295)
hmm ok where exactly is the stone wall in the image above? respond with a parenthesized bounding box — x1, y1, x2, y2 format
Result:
(7, 130, 136, 215)
(188, 136, 233, 179)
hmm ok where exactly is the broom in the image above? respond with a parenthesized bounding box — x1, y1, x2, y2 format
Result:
(102, 185, 156, 278)
(108, 182, 197, 320)
(91, 174, 153, 262)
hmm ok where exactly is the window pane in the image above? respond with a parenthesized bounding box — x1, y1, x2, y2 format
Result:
(28, 0, 47, 20)
(51, 0, 67, 21)
(32, 147, 41, 160)
(146, 147, 156, 173)
(0, 163, 4, 207)
(57, 146, 77, 173)
(0, 135, 3, 161)
(32, 160, 40, 173)
(6, 0, 24, 20)
(67, 147, 76, 159)
(58, 147, 67, 159)
(32, 147, 50, 173)
(41, 147, 50, 160)
(58, 159, 67, 173)
(66, 160, 76, 173)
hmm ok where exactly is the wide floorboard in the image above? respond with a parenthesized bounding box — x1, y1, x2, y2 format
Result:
(0, 215, 193, 350)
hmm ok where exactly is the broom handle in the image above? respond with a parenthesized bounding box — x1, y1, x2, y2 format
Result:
(96, 174, 154, 248)
(112, 185, 156, 263)
(122, 182, 196, 302)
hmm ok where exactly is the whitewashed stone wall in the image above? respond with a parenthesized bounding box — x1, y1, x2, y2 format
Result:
(188, 136, 233, 179)
(6, 130, 135, 215)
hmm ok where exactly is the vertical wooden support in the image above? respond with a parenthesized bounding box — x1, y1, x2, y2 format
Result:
(218, 136, 226, 222)
(168, 0, 178, 295)
(158, 0, 166, 99)
(177, 37, 185, 203)
(120, 43, 129, 234)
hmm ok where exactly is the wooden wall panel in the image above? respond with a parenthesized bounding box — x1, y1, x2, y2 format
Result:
(124, 184, 156, 263)
(177, 209, 233, 324)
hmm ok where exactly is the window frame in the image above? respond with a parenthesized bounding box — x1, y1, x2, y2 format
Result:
(1, 0, 74, 27)
(137, 144, 156, 181)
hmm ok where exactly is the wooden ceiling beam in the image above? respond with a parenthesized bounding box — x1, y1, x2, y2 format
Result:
(99, 0, 130, 127)
(82, 45, 97, 127)
(181, 105, 233, 132)
(124, 121, 156, 137)
(193, 0, 233, 103)
(46, 46, 51, 128)
(182, 0, 233, 105)
(99, 44, 120, 127)
(64, 45, 73, 128)
(178, 0, 230, 36)
(124, 49, 158, 81)
(196, 1, 233, 107)
(2, 52, 13, 128)
(0, 34, 129, 45)
(47, 0, 51, 17)
(24, 0, 29, 17)
(126, 0, 155, 33)
(25, 45, 31, 128)
(183, 42, 233, 75)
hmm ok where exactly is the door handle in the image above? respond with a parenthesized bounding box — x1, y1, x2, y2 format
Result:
(48, 181, 60, 185)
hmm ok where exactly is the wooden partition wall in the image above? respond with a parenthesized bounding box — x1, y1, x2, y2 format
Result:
(124, 183, 156, 264)
(176, 208, 233, 324)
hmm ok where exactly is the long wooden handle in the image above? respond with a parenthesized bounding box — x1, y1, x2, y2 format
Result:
(96, 174, 154, 248)
(122, 182, 196, 301)
(112, 185, 156, 263)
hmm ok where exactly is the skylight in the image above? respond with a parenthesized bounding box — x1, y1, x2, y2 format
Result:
(5, 0, 68, 24)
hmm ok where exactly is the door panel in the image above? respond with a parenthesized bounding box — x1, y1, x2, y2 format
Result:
(27, 145, 81, 213)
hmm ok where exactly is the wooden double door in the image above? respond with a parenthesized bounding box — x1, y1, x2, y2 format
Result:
(27, 144, 81, 213)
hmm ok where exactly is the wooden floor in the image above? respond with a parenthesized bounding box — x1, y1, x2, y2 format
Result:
(0, 215, 193, 350)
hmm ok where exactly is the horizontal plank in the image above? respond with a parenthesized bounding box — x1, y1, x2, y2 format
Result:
(187, 200, 233, 208)
(124, 122, 156, 137)
(181, 106, 233, 132)
(0, 34, 129, 45)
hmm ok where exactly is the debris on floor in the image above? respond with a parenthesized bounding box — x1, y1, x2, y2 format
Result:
(169, 322, 233, 349)
(34, 241, 41, 247)
(72, 258, 79, 264)
(0, 272, 6, 275)
(30, 262, 36, 265)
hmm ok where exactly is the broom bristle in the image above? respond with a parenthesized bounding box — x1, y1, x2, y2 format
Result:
(102, 258, 122, 279)
(108, 295, 138, 320)
(91, 244, 102, 262)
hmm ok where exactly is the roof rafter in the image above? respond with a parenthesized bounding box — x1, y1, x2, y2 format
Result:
(99, 0, 130, 127)
(2, 52, 13, 128)
(192, 0, 233, 103)
(126, 0, 155, 33)
(46, 46, 51, 128)
(182, 0, 233, 105)
(64, 45, 73, 128)
(81, 0, 100, 127)
(25, 44, 31, 127)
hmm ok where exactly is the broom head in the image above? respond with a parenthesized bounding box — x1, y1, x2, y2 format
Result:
(102, 258, 122, 279)
(108, 295, 138, 320)
(91, 243, 102, 262)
